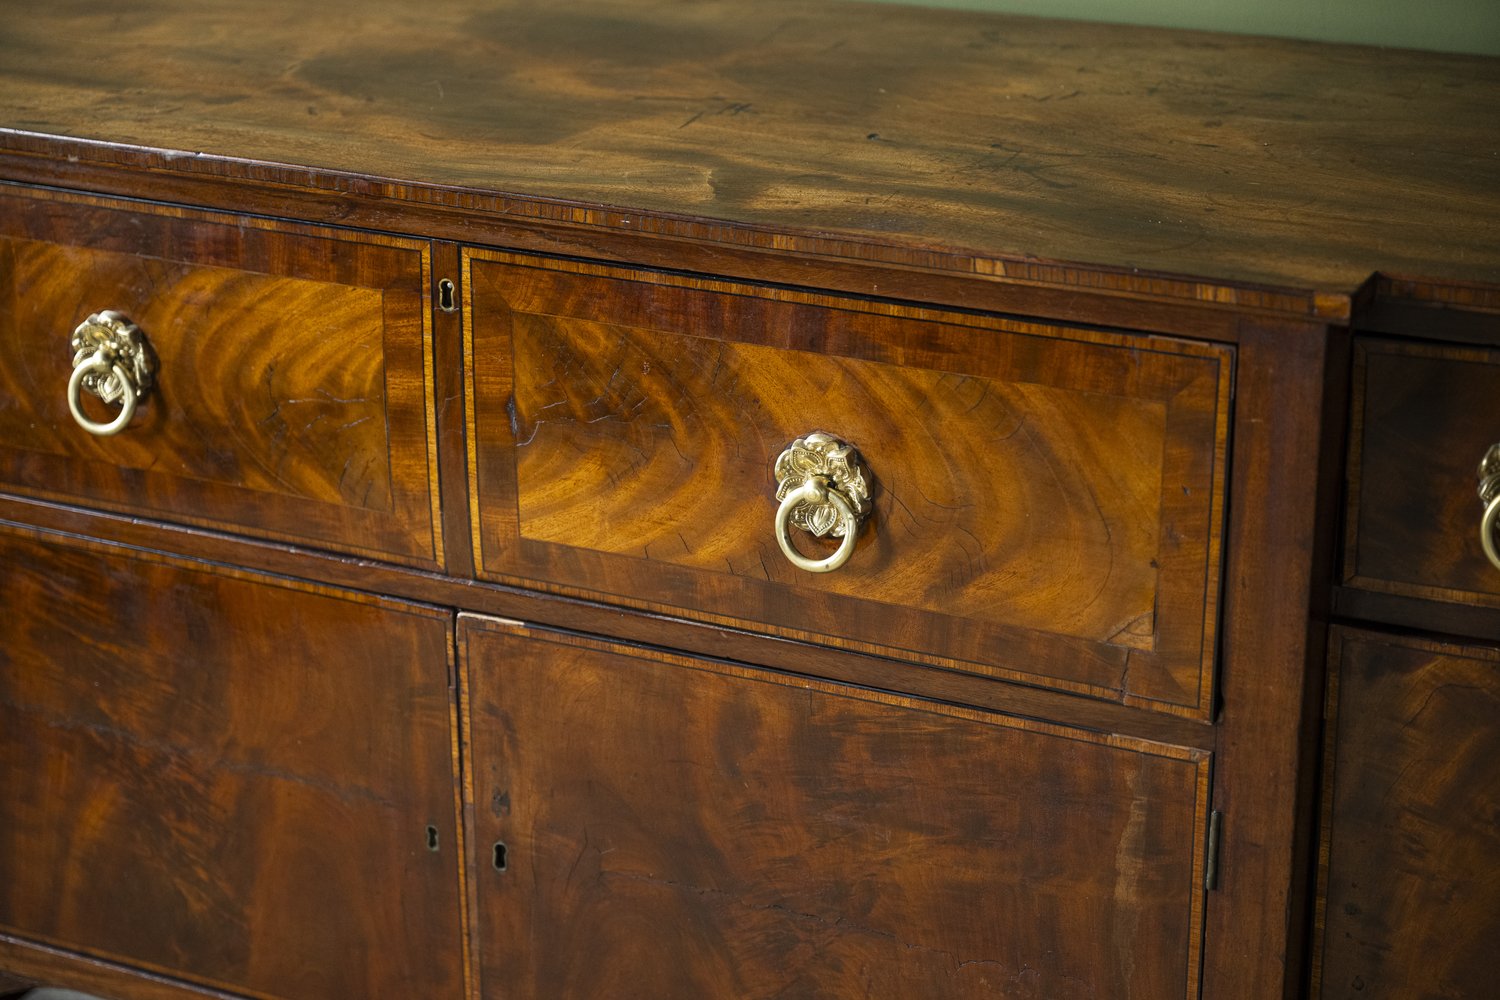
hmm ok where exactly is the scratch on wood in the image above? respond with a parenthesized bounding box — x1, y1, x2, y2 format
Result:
(1404, 682, 1488, 727)
(680, 101, 754, 128)
(509, 396, 542, 447)
(1106, 610, 1156, 653)
(881, 484, 927, 539)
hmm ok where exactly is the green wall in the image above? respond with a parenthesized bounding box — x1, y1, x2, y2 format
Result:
(876, 0, 1500, 56)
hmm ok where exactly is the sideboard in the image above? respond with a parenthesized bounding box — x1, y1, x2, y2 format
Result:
(1, 2, 1496, 998)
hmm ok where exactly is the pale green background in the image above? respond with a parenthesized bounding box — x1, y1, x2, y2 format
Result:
(873, 0, 1500, 55)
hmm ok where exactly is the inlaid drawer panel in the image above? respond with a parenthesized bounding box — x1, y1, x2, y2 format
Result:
(0, 526, 464, 999)
(461, 614, 1212, 999)
(0, 186, 441, 567)
(465, 251, 1232, 716)
(1344, 337, 1500, 607)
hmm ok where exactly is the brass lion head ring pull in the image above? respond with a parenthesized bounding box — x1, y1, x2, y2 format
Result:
(1478, 444, 1500, 571)
(67, 311, 156, 436)
(772, 432, 872, 573)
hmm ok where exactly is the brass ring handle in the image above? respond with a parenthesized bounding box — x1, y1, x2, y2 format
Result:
(1478, 444, 1500, 570)
(1482, 494, 1500, 572)
(67, 350, 139, 436)
(775, 477, 860, 573)
(66, 311, 155, 437)
(772, 432, 872, 574)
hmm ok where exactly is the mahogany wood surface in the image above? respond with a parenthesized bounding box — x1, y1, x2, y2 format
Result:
(0, 491, 1218, 752)
(1200, 317, 1347, 1000)
(468, 250, 1231, 716)
(1, 0, 1498, 313)
(0, 3, 1493, 999)
(0, 186, 441, 567)
(1312, 630, 1500, 999)
(1, 935, 239, 1000)
(1344, 337, 1500, 608)
(0, 526, 465, 1000)
(431, 240, 478, 579)
(0, 153, 1328, 345)
(461, 615, 1211, 999)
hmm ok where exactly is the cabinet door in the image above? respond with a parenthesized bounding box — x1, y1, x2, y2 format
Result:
(0, 527, 465, 999)
(461, 614, 1212, 999)
(1313, 630, 1500, 999)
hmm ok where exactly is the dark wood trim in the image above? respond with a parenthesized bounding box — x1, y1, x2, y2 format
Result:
(1333, 586, 1500, 643)
(431, 239, 477, 580)
(1201, 317, 1348, 999)
(0, 133, 1337, 321)
(1351, 273, 1500, 343)
(0, 935, 237, 1000)
(0, 164, 1326, 344)
(0, 970, 36, 996)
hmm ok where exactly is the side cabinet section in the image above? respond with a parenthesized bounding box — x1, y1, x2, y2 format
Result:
(1312, 629, 1500, 998)
(0, 526, 466, 1000)
(459, 614, 1212, 999)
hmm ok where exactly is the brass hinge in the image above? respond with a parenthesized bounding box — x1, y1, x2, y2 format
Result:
(1204, 809, 1224, 891)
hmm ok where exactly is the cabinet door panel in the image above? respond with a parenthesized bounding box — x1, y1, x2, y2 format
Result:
(1314, 630, 1500, 999)
(462, 614, 1211, 999)
(0, 528, 464, 1000)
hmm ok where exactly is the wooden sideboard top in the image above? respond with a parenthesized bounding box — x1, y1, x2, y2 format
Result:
(1, 0, 1497, 316)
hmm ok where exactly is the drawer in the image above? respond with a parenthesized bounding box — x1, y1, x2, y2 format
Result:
(460, 614, 1212, 999)
(0, 526, 464, 999)
(465, 252, 1232, 716)
(1344, 337, 1500, 608)
(0, 187, 441, 567)
(1313, 629, 1499, 998)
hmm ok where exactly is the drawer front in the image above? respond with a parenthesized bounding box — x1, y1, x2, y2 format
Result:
(0, 187, 440, 566)
(1313, 629, 1499, 998)
(461, 615, 1211, 999)
(1344, 337, 1500, 606)
(0, 527, 464, 999)
(465, 252, 1232, 716)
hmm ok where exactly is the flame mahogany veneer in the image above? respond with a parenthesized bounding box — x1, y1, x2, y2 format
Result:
(1, 2, 1496, 998)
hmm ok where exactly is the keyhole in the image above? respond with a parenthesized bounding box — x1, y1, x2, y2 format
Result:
(426, 825, 440, 852)
(437, 278, 457, 313)
(492, 841, 508, 872)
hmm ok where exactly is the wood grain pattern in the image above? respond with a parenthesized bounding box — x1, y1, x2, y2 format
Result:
(1312, 630, 1500, 999)
(0, 526, 465, 1000)
(0, 144, 1330, 346)
(460, 614, 1211, 1000)
(467, 251, 1231, 716)
(0, 5, 1476, 998)
(0, 971, 32, 994)
(1, 0, 1497, 310)
(1, 935, 241, 1000)
(1344, 337, 1500, 607)
(0, 490, 1217, 753)
(0, 185, 440, 566)
(1199, 317, 1347, 1000)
